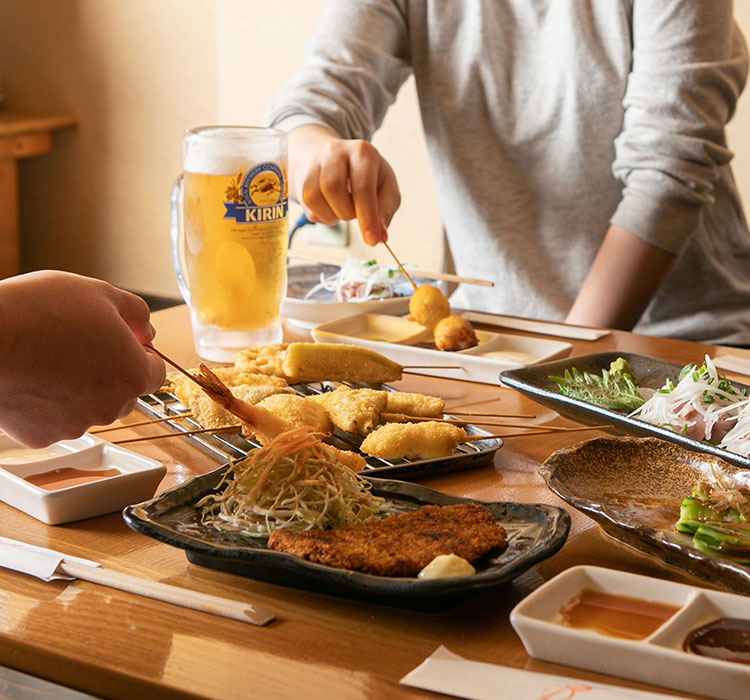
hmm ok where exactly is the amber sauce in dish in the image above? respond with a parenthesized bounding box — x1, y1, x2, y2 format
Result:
(559, 588, 680, 640)
(683, 618, 750, 664)
(25, 467, 121, 490)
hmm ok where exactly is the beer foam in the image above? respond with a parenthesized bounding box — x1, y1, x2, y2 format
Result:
(184, 127, 285, 175)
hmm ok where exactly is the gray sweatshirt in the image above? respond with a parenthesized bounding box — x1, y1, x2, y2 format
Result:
(267, 0, 750, 345)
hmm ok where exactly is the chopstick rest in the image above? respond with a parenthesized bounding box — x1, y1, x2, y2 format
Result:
(0, 536, 275, 627)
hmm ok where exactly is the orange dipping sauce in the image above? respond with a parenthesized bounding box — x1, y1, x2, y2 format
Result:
(25, 467, 120, 490)
(560, 588, 680, 641)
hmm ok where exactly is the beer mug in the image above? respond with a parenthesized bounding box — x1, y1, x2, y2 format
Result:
(171, 127, 289, 362)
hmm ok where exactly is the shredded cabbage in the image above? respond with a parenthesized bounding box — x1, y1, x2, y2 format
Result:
(197, 427, 384, 538)
(304, 256, 408, 302)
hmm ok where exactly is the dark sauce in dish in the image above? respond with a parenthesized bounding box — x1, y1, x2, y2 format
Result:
(25, 467, 121, 490)
(684, 618, 750, 664)
(559, 588, 680, 640)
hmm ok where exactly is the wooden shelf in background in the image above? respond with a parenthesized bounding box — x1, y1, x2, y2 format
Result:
(0, 111, 77, 279)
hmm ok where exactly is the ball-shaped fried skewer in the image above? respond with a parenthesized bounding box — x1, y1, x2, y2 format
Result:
(408, 284, 451, 330)
(434, 314, 478, 351)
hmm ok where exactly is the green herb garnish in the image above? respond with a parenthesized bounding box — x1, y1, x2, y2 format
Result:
(549, 358, 645, 411)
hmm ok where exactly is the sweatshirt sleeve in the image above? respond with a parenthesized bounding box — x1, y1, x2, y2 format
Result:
(265, 0, 412, 140)
(610, 0, 748, 254)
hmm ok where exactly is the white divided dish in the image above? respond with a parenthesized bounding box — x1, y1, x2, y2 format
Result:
(311, 313, 572, 384)
(0, 433, 166, 525)
(510, 565, 750, 700)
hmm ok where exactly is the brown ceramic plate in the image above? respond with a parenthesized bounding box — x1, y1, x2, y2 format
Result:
(540, 436, 750, 595)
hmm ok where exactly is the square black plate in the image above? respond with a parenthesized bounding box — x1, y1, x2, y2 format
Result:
(500, 351, 750, 471)
(123, 468, 569, 609)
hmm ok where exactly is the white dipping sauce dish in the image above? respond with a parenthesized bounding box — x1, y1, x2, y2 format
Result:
(0, 433, 166, 525)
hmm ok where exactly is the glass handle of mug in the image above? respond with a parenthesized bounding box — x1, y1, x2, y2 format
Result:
(170, 175, 191, 306)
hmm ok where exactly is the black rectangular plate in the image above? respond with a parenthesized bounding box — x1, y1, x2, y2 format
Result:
(123, 469, 569, 609)
(500, 351, 750, 470)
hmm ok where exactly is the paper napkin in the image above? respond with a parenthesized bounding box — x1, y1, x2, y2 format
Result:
(400, 646, 675, 700)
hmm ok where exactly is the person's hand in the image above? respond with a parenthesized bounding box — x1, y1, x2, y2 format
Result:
(0, 270, 166, 447)
(288, 124, 401, 246)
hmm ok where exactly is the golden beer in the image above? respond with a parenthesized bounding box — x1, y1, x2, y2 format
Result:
(172, 127, 289, 361)
(183, 171, 287, 330)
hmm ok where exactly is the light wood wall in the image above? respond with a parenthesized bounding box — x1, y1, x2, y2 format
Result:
(0, 1, 748, 298)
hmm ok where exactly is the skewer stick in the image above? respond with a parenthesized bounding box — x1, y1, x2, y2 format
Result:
(447, 410, 536, 418)
(90, 412, 194, 434)
(381, 413, 572, 430)
(403, 365, 463, 370)
(112, 425, 240, 445)
(463, 424, 614, 441)
(147, 345, 200, 383)
(383, 241, 418, 292)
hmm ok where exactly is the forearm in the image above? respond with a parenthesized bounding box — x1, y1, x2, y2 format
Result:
(565, 224, 676, 330)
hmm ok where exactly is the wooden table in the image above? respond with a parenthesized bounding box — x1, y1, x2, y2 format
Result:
(0, 111, 77, 278)
(0, 305, 742, 699)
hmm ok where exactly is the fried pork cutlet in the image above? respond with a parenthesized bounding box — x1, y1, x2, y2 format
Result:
(267, 503, 507, 576)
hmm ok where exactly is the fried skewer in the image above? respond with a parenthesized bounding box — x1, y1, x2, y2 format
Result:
(145, 346, 367, 470)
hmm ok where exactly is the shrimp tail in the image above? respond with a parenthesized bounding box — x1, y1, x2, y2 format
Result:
(196, 364, 291, 441)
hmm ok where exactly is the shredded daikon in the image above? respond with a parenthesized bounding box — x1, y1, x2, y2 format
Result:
(197, 427, 384, 538)
(629, 355, 749, 442)
(304, 256, 408, 302)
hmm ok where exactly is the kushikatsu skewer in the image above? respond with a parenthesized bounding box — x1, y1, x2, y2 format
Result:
(90, 412, 194, 434)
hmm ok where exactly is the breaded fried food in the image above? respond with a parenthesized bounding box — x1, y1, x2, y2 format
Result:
(408, 284, 451, 330)
(310, 386, 388, 434)
(233, 343, 290, 379)
(267, 503, 507, 576)
(165, 367, 287, 407)
(282, 342, 402, 383)
(434, 314, 478, 351)
(190, 384, 291, 429)
(385, 391, 445, 418)
(257, 394, 333, 434)
(360, 421, 467, 460)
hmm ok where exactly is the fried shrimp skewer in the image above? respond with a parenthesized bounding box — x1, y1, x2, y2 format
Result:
(191, 364, 292, 443)
(148, 346, 367, 470)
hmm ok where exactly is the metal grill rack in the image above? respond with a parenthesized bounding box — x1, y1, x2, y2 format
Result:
(136, 381, 502, 480)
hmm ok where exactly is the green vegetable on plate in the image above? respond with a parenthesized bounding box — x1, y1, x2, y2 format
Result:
(549, 358, 645, 411)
